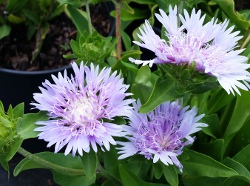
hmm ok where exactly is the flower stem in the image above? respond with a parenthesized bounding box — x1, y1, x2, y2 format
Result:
(96, 153, 122, 185)
(240, 30, 250, 49)
(85, 2, 93, 35)
(115, 0, 122, 60)
(17, 147, 85, 175)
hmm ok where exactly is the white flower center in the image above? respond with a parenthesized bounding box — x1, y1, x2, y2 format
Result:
(69, 97, 96, 124)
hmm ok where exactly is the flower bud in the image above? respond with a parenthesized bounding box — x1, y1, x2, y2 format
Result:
(0, 105, 19, 152)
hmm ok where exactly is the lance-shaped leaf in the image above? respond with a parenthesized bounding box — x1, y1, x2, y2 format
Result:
(80, 149, 97, 181)
(139, 75, 180, 113)
(131, 65, 154, 104)
(14, 152, 93, 186)
(17, 111, 48, 140)
(223, 91, 250, 155)
(233, 144, 250, 171)
(181, 149, 238, 177)
(119, 164, 167, 186)
(213, 0, 250, 30)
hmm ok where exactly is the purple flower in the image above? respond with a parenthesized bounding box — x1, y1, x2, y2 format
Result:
(32, 62, 133, 156)
(129, 6, 250, 95)
(117, 100, 207, 172)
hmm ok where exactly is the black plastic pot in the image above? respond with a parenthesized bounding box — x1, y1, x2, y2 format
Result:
(0, 65, 73, 113)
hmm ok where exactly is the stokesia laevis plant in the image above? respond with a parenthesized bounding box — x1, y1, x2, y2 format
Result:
(129, 5, 250, 95)
(31, 62, 134, 156)
(3, 1, 250, 185)
(117, 100, 207, 172)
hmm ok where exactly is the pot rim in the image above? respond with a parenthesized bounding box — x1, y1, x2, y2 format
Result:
(0, 64, 72, 75)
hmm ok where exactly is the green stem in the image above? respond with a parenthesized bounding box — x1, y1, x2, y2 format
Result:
(240, 31, 250, 49)
(85, 2, 93, 35)
(96, 154, 121, 185)
(115, 0, 122, 60)
(18, 147, 85, 175)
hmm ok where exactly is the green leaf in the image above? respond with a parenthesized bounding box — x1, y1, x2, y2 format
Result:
(102, 179, 120, 186)
(0, 153, 9, 172)
(121, 29, 131, 51)
(5, 0, 28, 13)
(230, 115, 250, 155)
(0, 24, 11, 40)
(119, 164, 166, 186)
(120, 60, 138, 73)
(57, 0, 83, 7)
(151, 163, 164, 179)
(222, 176, 250, 186)
(199, 139, 224, 161)
(80, 149, 97, 181)
(107, 56, 118, 67)
(17, 111, 48, 140)
(127, 161, 151, 181)
(134, 66, 152, 84)
(0, 101, 4, 112)
(120, 164, 141, 186)
(0, 116, 12, 128)
(103, 146, 121, 179)
(207, 89, 235, 114)
(131, 66, 154, 104)
(122, 2, 134, 14)
(128, 154, 150, 163)
(12, 103, 24, 119)
(131, 0, 157, 5)
(49, 5, 64, 20)
(223, 91, 250, 154)
(233, 144, 250, 171)
(132, 23, 144, 41)
(240, 9, 250, 22)
(14, 152, 83, 176)
(6, 137, 23, 161)
(223, 157, 250, 180)
(13, 151, 92, 186)
(200, 114, 222, 139)
(23, 9, 40, 25)
(163, 164, 178, 186)
(147, 4, 158, 26)
(132, 83, 154, 106)
(39, 0, 51, 12)
(53, 173, 93, 186)
(181, 149, 238, 177)
(139, 75, 180, 113)
(14, 157, 46, 174)
(186, 0, 204, 7)
(120, 50, 142, 62)
(66, 5, 89, 35)
(212, 0, 250, 30)
(111, 8, 150, 21)
(183, 176, 226, 186)
(70, 39, 80, 56)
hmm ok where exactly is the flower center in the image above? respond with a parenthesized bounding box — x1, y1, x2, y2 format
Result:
(69, 97, 96, 125)
(166, 33, 205, 64)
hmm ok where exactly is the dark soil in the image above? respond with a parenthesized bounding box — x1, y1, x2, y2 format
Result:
(0, 3, 113, 71)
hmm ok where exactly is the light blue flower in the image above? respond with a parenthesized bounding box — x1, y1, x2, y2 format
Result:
(117, 100, 207, 172)
(130, 6, 250, 95)
(32, 62, 133, 156)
